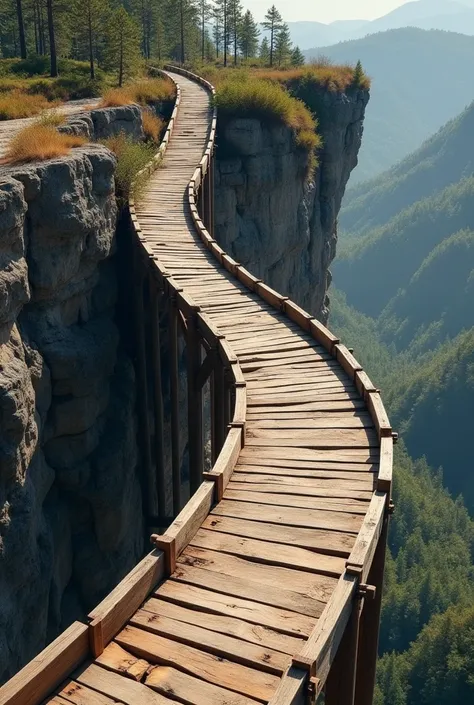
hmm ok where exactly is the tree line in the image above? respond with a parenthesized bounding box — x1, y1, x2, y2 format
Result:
(1, 0, 304, 82)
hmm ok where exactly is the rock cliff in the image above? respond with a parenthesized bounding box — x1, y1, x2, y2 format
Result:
(0, 145, 143, 681)
(214, 87, 369, 321)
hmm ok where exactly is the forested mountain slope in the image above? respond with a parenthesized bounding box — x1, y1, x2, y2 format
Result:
(332, 100, 474, 509)
(304, 29, 474, 181)
(330, 291, 474, 705)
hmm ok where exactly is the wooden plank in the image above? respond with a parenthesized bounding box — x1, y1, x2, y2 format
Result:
(56, 681, 117, 705)
(345, 491, 386, 582)
(75, 663, 170, 705)
(235, 455, 378, 473)
(201, 515, 354, 557)
(142, 594, 306, 652)
(367, 392, 392, 439)
(189, 528, 345, 576)
(223, 488, 369, 514)
(292, 573, 358, 691)
(88, 550, 165, 655)
(146, 665, 260, 705)
(129, 609, 290, 674)
(244, 429, 377, 448)
(155, 580, 316, 637)
(231, 471, 372, 490)
(159, 480, 215, 558)
(239, 447, 376, 463)
(234, 464, 374, 482)
(0, 622, 89, 705)
(228, 481, 372, 501)
(172, 559, 325, 619)
(115, 625, 280, 702)
(377, 435, 393, 494)
(267, 666, 307, 705)
(179, 545, 336, 602)
(212, 498, 362, 532)
(95, 641, 149, 681)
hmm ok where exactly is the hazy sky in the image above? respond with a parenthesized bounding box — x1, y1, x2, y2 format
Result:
(247, 0, 408, 23)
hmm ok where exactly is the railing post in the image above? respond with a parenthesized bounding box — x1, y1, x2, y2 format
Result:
(186, 309, 204, 494)
(325, 595, 362, 705)
(354, 513, 390, 705)
(169, 294, 181, 515)
(149, 273, 165, 518)
(132, 244, 158, 519)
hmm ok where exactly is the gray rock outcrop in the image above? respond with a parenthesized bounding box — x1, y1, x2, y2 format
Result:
(214, 87, 369, 321)
(0, 147, 143, 682)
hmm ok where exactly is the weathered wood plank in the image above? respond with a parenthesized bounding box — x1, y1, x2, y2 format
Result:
(189, 528, 345, 576)
(129, 608, 290, 673)
(0, 622, 89, 705)
(142, 594, 306, 651)
(213, 498, 363, 532)
(115, 625, 280, 702)
(146, 665, 260, 705)
(154, 580, 316, 637)
(201, 514, 354, 556)
(75, 662, 170, 705)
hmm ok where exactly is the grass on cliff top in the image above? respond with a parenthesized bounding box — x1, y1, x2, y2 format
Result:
(200, 58, 370, 92)
(1, 124, 86, 164)
(100, 78, 176, 108)
(102, 133, 155, 202)
(213, 74, 321, 170)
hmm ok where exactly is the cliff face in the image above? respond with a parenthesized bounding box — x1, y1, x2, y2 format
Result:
(0, 145, 143, 681)
(214, 87, 369, 321)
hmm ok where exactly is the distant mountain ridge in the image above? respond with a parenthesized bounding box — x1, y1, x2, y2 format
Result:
(289, 0, 474, 48)
(303, 28, 474, 182)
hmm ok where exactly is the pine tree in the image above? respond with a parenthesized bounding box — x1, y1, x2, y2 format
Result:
(239, 9, 259, 61)
(104, 6, 140, 86)
(212, 2, 222, 58)
(259, 35, 270, 65)
(262, 4, 283, 67)
(46, 0, 58, 76)
(198, 0, 211, 61)
(274, 21, 291, 66)
(228, 0, 242, 65)
(291, 45, 304, 66)
(71, 0, 106, 79)
(352, 59, 364, 87)
(15, 0, 26, 58)
(214, 0, 229, 66)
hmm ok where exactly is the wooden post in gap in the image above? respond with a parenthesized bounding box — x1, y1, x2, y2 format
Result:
(149, 275, 165, 517)
(204, 167, 212, 232)
(186, 312, 204, 494)
(133, 252, 157, 518)
(199, 171, 206, 227)
(209, 152, 215, 238)
(169, 295, 181, 516)
(325, 596, 362, 705)
(354, 515, 390, 705)
(212, 359, 226, 461)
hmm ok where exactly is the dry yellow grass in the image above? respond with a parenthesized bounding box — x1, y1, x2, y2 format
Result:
(99, 78, 176, 109)
(2, 124, 86, 164)
(0, 91, 56, 120)
(142, 110, 164, 142)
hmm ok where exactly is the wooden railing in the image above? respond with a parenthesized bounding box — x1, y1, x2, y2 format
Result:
(0, 67, 394, 705)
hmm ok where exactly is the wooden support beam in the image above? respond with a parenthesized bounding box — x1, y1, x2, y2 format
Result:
(325, 596, 362, 705)
(169, 295, 181, 516)
(133, 253, 157, 518)
(186, 312, 204, 494)
(354, 514, 390, 705)
(149, 274, 166, 517)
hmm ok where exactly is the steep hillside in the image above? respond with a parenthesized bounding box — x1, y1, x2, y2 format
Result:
(304, 29, 474, 181)
(341, 101, 474, 235)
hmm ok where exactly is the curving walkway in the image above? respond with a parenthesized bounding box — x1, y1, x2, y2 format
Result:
(0, 71, 391, 705)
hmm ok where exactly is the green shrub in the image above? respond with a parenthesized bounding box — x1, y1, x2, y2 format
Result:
(11, 55, 50, 76)
(102, 133, 155, 202)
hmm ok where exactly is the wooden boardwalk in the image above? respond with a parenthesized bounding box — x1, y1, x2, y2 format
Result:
(0, 70, 392, 705)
